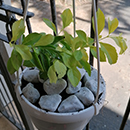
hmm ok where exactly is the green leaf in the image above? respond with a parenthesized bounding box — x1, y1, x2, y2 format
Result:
(69, 55, 79, 67)
(7, 58, 16, 74)
(110, 36, 127, 54)
(108, 18, 119, 34)
(64, 31, 73, 45)
(56, 46, 62, 52)
(76, 30, 87, 43)
(23, 60, 35, 67)
(64, 31, 75, 51)
(100, 42, 118, 64)
(67, 67, 81, 87)
(92, 8, 105, 35)
(15, 44, 32, 60)
(47, 65, 57, 83)
(61, 52, 78, 68)
(61, 8, 73, 29)
(39, 71, 48, 80)
(11, 49, 22, 70)
(31, 51, 43, 71)
(77, 61, 82, 68)
(73, 50, 83, 61)
(90, 47, 106, 62)
(61, 53, 73, 68)
(60, 40, 71, 51)
(87, 37, 94, 46)
(53, 60, 67, 79)
(40, 32, 46, 35)
(75, 40, 85, 49)
(34, 34, 54, 46)
(22, 33, 42, 45)
(73, 37, 82, 49)
(39, 53, 50, 71)
(11, 19, 25, 43)
(81, 49, 88, 61)
(79, 60, 91, 76)
(22, 34, 25, 42)
(120, 39, 127, 54)
(98, 35, 102, 39)
(51, 36, 65, 45)
(43, 18, 57, 34)
(33, 47, 40, 55)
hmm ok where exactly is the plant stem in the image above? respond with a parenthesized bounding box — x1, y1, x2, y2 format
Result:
(59, 28, 64, 34)
(19, 0, 30, 45)
(99, 35, 109, 41)
(72, 0, 76, 37)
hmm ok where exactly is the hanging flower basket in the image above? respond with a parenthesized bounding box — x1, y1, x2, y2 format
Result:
(7, 0, 127, 130)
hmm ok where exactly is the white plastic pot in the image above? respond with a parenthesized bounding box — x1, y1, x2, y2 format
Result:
(16, 71, 106, 130)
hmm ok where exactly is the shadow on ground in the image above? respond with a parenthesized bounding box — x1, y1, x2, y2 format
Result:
(89, 106, 130, 130)
(99, 0, 130, 35)
(12, 0, 92, 34)
(11, 0, 130, 36)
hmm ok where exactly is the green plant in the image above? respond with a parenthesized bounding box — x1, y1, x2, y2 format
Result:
(7, 8, 127, 87)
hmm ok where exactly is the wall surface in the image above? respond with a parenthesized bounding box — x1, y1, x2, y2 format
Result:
(0, 0, 12, 58)
(0, 0, 13, 106)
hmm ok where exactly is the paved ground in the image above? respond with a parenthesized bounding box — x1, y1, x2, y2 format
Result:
(1, 0, 130, 130)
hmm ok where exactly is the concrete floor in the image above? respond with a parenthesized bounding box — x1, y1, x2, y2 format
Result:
(0, 0, 130, 130)
(0, 113, 17, 130)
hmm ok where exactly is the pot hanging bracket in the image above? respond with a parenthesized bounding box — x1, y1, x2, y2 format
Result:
(93, 102, 100, 115)
(92, 0, 101, 115)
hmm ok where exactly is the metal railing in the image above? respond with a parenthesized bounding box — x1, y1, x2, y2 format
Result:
(0, 0, 34, 129)
(0, 74, 25, 130)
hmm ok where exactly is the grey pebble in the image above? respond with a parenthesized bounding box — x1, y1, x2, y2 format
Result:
(39, 94, 62, 112)
(43, 79, 67, 95)
(75, 87, 95, 106)
(58, 95, 84, 113)
(22, 83, 40, 103)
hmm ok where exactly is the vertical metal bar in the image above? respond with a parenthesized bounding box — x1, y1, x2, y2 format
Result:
(26, 18, 32, 33)
(0, 98, 4, 112)
(0, 53, 33, 130)
(20, 0, 32, 33)
(72, 0, 76, 37)
(89, 0, 98, 66)
(50, 0, 58, 35)
(85, 123, 89, 130)
(120, 98, 130, 130)
(0, 0, 3, 5)
(20, 0, 25, 10)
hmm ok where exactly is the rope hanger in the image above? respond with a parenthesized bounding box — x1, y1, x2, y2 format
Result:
(92, 0, 100, 115)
